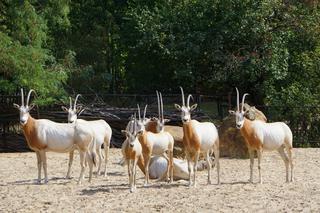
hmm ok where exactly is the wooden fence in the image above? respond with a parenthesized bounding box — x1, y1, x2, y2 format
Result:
(1, 93, 319, 152)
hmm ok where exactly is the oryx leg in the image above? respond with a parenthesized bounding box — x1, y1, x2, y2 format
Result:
(257, 148, 263, 184)
(86, 151, 94, 183)
(206, 150, 212, 184)
(66, 150, 74, 179)
(186, 152, 192, 187)
(169, 150, 174, 183)
(78, 151, 86, 185)
(212, 143, 220, 184)
(133, 157, 138, 191)
(128, 159, 134, 193)
(278, 146, 289, 183)
(161, 152, 170, 182)
(36, 151, 41, 184)
(249, 149, 254, 183)
(144, 154, 151, 187)
(96, 145, 103, 177)
(193, 151, 200, 187)
(39, 151, 48, 184)
(104, 136, 110, 177)
(287, 147, 294, 182)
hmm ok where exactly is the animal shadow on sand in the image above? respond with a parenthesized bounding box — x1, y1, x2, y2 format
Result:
(103, 171, 125, 177)
(80, 183, 128, 195)
(220, 181, 249, 185)
(80, 181, 182, 195)
(8, 177, 73, 186)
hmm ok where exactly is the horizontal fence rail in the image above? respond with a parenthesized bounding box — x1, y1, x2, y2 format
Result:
(0, 93, 319, 151)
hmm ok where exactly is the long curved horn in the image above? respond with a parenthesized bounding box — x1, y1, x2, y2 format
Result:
(187, 94, 193, 108)
(241, 93, 249, 112)
(78, 108, 86, 117)
(74, 94, 81, 110)
(143, 105, 148, 120)
(179, 87, 185, 106)
(69, 97, 72, 109)
(137, 104, 141, 121)
(156, 91, 160, 120)
(26, 89, 35, 106)
(160, 92, 164, 122)
(21, 88, 24, 106)
(236, 87, 240, 112)
(133, 113, 137, 134)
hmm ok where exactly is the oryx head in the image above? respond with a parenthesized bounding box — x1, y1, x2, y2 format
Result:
(136, 104, 148, 132)
(228, 87, 249, 129)
(174, 87, 197, 123)
(122, 114, 139, 148)
(149, 91, 170, 132)
(62, 94, 85, 123)
(13, 88, 36, 126)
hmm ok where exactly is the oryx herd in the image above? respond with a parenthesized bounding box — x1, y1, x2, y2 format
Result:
(14, 87, 294, 192)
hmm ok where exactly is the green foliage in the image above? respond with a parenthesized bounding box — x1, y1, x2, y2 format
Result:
(122, 0, 293, 96)
(64, 0, 126, 93)
(0, 1, 69, 105)
(1, 0, 320, 120)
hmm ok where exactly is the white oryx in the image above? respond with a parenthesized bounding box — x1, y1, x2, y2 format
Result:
(174, 87, 220, 187)
(62, 94, 112, 177)
(14, 89, 97, 184)
(229, 88, 294, 183)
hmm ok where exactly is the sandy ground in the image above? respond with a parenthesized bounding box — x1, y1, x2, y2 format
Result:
(0, 148, 319, 212)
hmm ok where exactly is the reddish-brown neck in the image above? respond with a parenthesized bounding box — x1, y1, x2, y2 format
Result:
(22, 115, 36, 139)
(182, 122, 200, 151)
(239, 118, 262, 149)
(21, 115, 47, 150)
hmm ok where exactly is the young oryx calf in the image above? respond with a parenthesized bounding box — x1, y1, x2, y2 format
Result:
(175, 87, 220, 187)
(229, 88, 294, 183)
(121, 116, 143, 193)
(137, 92, 174, 186)
(62, 94, 112, 178)
(14, 89, 97, 184)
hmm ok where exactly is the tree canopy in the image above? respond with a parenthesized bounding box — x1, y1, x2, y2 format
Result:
(1, 0, 320, 113)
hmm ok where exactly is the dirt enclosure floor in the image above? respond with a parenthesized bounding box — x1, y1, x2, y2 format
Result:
(0, 148, 319, 212)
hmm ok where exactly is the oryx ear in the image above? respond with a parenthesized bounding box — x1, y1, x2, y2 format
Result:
(190, 104, 197, 111)
(13, 103, 20, 109)
(229, 110, 236, 115)
(61, 106, 69, 112)
(243, 109, 250, 116)
(121, 130, 129, 136)
(76, 105, 83, 113)
(174, 104, 181, 110)
(137, 129, 144, 135)
(28, 103, 36, 111)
